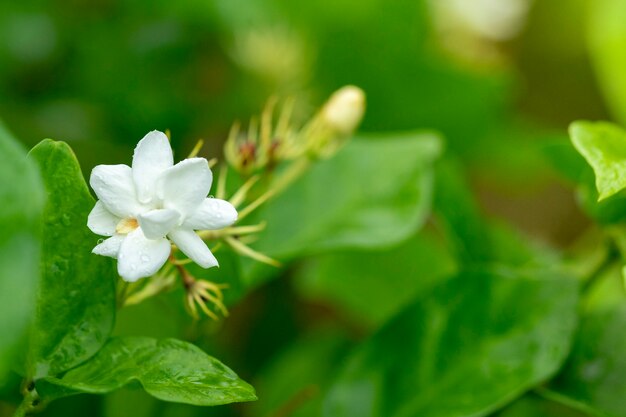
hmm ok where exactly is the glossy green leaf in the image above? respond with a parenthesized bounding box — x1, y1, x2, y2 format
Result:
(27, 140, 116, 379)
(38, 337, 257, 406)
(324, 268, 579, 417)
(0, 122, 44, 381)
(254, 131, 442, 260)
(588, 0, 626, 125)
(569, 121, 626, 201)
(295, 231, 457, 327)
(547, 304, 626, 417)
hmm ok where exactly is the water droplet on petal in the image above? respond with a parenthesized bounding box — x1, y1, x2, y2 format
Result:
(140, 254, 150, 262)
(130, 263, 137, 271)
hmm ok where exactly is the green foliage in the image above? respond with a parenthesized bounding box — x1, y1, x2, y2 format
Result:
(4, 1, 626, 416)
(569, 121, 626, 201)
(588, 0, 626, 125)
(255, 131, 442, 259)
(295, 231, 457, 327)
(27, 140, 116, 379)
(324, 268, 579, 417)
(544, 139, 626, 225)
(0, 122, 44, 382)
(547, 304, 626, 417)
(38, 337, 257, 406)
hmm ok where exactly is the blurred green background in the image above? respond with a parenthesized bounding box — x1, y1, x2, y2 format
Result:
(1, 0, 624, 416)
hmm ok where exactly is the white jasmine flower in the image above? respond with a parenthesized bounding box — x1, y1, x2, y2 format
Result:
(87, 131, 237, 282)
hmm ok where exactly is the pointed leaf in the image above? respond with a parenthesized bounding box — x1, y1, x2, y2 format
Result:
(27, 140, 116, 378)
(38, 337, 257, 406)
(324, 268, 579, 417)
(569, 121, 626, 201)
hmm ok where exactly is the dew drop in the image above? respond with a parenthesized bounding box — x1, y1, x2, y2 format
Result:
(130, 263, 137, 271)
(140, 254, 150, 262)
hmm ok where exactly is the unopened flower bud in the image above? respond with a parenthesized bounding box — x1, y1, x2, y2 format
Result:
(321, 86, 366, 135)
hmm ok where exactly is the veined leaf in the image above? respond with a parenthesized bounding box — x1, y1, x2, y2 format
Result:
(38, 337, 257, 406)
(27, 140, 116, 379)
(324, 267, 579, 417)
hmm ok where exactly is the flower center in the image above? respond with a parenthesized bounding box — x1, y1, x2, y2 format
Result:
(116, 218, 139, 234)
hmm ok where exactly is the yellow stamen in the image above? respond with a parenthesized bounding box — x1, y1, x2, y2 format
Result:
(225, 236, 281, 267)
(116, 218, 139, 234)
(188, 139, 205, 158)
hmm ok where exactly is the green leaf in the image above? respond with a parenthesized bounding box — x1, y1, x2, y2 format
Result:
(254, 131, 442, 259)
(543, 139, 626, 225)
(295, 231, 457, 327)
(27, 140, 116, 379)
(547, 304, 626, 417)
(569, 121, 626, 201)
(588, 0, 626, 125)
(0, 122, 44, 381)
(38, 337, 257, 406)
(324, 267, 579, 417)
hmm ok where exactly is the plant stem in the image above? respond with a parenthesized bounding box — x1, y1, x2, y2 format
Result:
(12, 389, 39, 417)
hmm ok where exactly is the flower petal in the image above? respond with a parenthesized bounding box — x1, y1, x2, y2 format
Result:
(168, 228, 218, 268)
(137, 209, 180, 240)
(92, 234, 125, 258)
(87, 201, 120, 236)
(184, 198, 238, 230)
(117, 228, 171, 282)
(90, 164, 144, 218)
(132, 130, 174, 204)
(158, 158, 212, 219)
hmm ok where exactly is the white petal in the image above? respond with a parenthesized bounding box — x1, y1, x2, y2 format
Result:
(158, 158, 212, 219)
(184, 198, 238, 230)
(92, 234, 125, 258)
(90, 164, 144, 218)
(117, 228, 171, 282)
(137, 209, 180, 240)
(168, 228, 218, 268)
(87, 201, 120, 236)
(132, 130, 174, 204)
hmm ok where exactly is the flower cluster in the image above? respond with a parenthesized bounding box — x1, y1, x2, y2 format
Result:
(86, 85, 365, 319)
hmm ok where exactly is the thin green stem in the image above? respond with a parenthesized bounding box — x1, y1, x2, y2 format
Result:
(12, 389, 40, 417)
